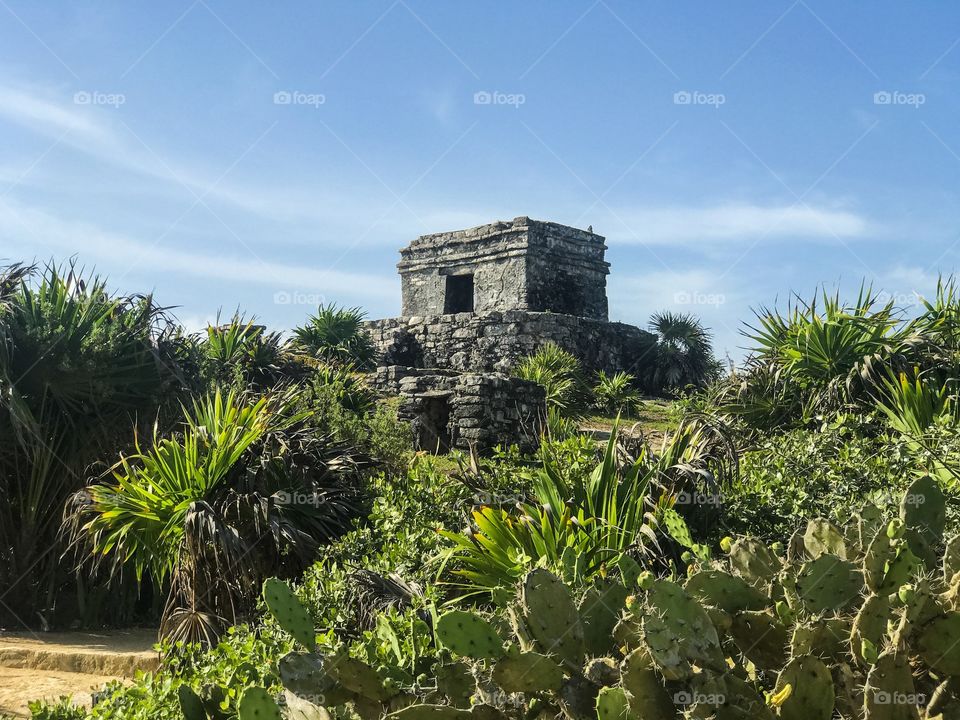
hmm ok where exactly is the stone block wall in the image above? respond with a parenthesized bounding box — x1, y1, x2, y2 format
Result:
(364, 311, 657, 377)
(397, 217, 609, 320)
(373, 366, 544, 452)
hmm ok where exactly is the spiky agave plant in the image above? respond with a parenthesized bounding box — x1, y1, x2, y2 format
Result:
(66, 388, 368, 645)
(513, 342, 587, 416)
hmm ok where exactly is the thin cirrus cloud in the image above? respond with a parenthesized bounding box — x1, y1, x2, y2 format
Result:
(0, 198, 397, 300)
(603, 203, 869, 245)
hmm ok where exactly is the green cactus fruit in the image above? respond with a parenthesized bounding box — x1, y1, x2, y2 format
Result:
(491, 651, 564, 693)
(238, 687, 282, 720)
(685, 570, 769, 613)
(851, 594, 890, 666)
(178, 685, 207, 720)
(720, 536, 734, 553)
(580, 579, 629, 656)
(385, 705, 472, 720)
(795, 554, 863, 613)
(595, 686, 631, 720)
(863, 652, 918, 720)
(728, 537, 780, 589)
(901, 475, 946, 543)
(775, 600, 795, 624)
(730, 611, 788, 670)
(643, 579, 725, 679)
(327, 655, 398, 702)
(520, 569, 585, 666)
(636, 571, 654, 590)
(263, 578, 316, 651)
(436, 610, 504, 660)
(803, 518, 847, 559)
(918, 612, 960, 675)
(773, 655, 835, 720)
(434, 661, 475, 708)
(617, 555, 643, 587)
(619, 648, 676, 720)
(584, 658, 619, 688)
(887, 519, 905, 539)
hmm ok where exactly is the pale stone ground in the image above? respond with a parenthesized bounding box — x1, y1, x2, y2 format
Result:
(0, 630, 157, 718)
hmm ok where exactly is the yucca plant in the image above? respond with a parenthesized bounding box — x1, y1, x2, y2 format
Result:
(875, 368, 957, 437)
(291, 304, 376, 369)
(66, 388, 368, 644)
(593, 370, 640, 416)
(202, 314, 285, 388)
(0, 262, 180, 627)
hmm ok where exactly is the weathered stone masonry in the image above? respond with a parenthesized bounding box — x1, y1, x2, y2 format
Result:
(365, 217, 656, 452)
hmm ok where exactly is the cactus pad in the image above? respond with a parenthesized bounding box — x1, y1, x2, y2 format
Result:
(685, 570, 769, 613)
(386, 705, 472, 720)
(803, 518, 847, 559)
(579, 578, 628, 656)
(436, 610, 504, 660)
(178, 685, 207, 720)
(851, 595, 890, 666)
(730, 611, 788, 670)
(595, 686, 631, 720)
(918, 612, 960, 675)
(863, 652, 918, 720)
(901, 475, 946, 543)
(263, 578, 315, 651)
(728, 537, 780, 588)
(773, 655, 835, 720)
(238, 687, 282, 720)
(795, 554, 863, 613)
(491, 651, 564, 693)
(643, 579, 725, 678)
(521, 569, 585, 666)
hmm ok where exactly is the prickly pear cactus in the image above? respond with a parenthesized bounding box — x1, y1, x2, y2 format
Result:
(863, 652, 919, 720)
(795, 554, 862, 612)
(730, 611, 788, 670)
(178, 685, 207, 720)
(436, 610, 505, 660)
(918, 612, 960, 676)
(263, 578, 316, 650)
(491, 651, 564, 693)
(643, 579, 725, 679)
(619, 648, 675, 719)
(803, 518, 847, 559)
(727, 537, 780, 589)
(851, 594, 890, 666)
(773, 655, 835, 720)
(520, 568, 585, 666)
(579, 578, 628, 657)
(386, 704, 472, 720)
(595, 686, 631, 720)
(685, 569, 768, 613)
(238, 687, 282, 720)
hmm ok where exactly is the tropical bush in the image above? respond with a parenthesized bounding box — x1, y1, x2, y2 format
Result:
(291, 303, 377, 369)
(512, 341, 587, 415)
(65, 388, 369, 645)
(592, 370, 640, 416)
(647, 310, 721, 393)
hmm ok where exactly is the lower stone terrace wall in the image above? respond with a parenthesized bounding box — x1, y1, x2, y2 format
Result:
(364, 311, 656, 376)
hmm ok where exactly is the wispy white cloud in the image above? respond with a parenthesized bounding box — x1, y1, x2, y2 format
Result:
(0, 198, 396, 299)
(603, 203, 869, 245)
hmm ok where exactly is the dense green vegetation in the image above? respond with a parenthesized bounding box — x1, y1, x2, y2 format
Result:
(11, 266, 960, 719)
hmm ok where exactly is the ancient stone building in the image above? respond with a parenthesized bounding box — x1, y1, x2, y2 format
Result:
(366, 217, 655, 452)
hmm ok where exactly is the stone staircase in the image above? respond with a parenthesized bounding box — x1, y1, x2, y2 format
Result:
(0, 630, 158, 718)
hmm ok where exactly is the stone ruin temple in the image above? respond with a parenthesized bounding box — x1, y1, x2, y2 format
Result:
(366, 216, 655, 452)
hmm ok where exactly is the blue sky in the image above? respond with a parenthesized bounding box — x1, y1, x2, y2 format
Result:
(2, 1, 960, 361)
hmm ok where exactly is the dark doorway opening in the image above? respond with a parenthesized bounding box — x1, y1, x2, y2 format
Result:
(444, 274, 474, 314)
(417, 394, 452, 453)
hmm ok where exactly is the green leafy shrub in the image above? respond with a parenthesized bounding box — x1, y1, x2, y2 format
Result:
(291, 304, 376, 369)
(513, 342, 587, 415)
(592, 370, 640, 416)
